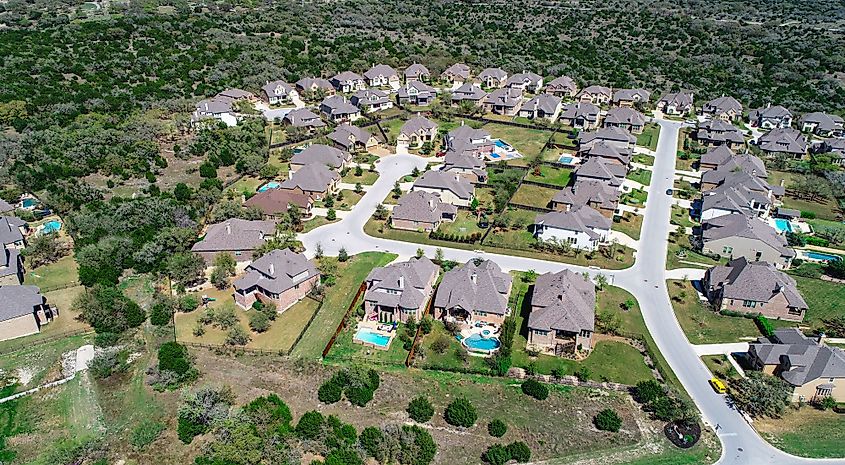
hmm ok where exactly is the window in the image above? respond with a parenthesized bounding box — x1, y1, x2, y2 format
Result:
(788, 307, 803, 316)
(742, 300, 757, 308)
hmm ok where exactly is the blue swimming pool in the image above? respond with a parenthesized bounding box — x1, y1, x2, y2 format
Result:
(41, 220, 61, 234)
(460, 333, 501, 351)
(804, 251, 842, 262)
(489, 153, 501, 159)
(257, 181, 281, 192)
(21, 198, 37, 208)
(494, 139, 509, 149)
(773, 218, 792, 233)
(558, 156, 574, 164)
(355, 329, 391, 348)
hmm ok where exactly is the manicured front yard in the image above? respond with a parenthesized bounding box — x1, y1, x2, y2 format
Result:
(756, 407, 845, 458)
(626, 168, 652, 186)
(301, 215, 339, 233)
(437, 211, 486, 237)
(701, 355, 741, 382)
(666, 234, 723, 270)
(341, 168, 379, 185)
(633, 153, 655, 166)
(334, 189, 363, 210)
(620, 188, 648, 207)
(612, 212, 643, 240)
(636, 123, 660, 151)
(667, 280, 762, 344)
(510, 183, 557, 208)
(524, 165, 572, 187)
(483, 122, 552, 158)
(670, 204, 697, 229)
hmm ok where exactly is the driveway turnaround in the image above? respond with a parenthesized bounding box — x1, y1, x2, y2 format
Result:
(299, 122, 845, 465)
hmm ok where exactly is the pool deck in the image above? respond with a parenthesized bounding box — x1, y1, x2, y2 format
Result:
(353, 320, 396, 351)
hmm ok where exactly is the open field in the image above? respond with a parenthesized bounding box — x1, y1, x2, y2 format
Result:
(792, 275, 845, 328)
(510, 183, 557, 208)
(483, 122, 552, 158)
(756, 407, 845, 458)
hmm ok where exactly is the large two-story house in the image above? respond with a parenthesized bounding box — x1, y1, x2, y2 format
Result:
(364, 257, 439, 323)
(527, 270, 596, 355)
(434, 259, 513, 327)
(233, 249, 320, 311)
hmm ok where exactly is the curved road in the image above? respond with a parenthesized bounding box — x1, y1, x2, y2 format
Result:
(300, 121, 845, 465)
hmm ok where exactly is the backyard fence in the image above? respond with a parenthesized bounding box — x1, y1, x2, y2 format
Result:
(39, 281, 82, 293)
(506, 202, 551, 213)
(181, 341, 284, 356)
(520, 178, 566, 190)
(287, 293, 326, 354)
(0, 328, 93, 356)
(321, 281, 367, 358)
(405, 294, 436, 367)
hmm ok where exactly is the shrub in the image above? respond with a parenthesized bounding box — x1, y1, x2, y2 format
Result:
(521, 379, 549, 400)
(488, 419, 507, 437)
(346, 384, 374, 407)
(481, 444, 511, 465)
(407, 396, 434, 423)
(249, 311, 270, 332)
(158, 341, 191, 376)
(430, 334, 451, 354)
(89, 349, 127, 379)
(225, 325, 250, 346)
(818, 396, 837, 410)
(94, 332, 119, 347)
(444, 397, 476, 427)
(401, 425, 437, 465)
(149, 301, 174, 326)
(754, 314, 774, 337)
(213, 307, 238, 329)
(130, 419, 165, 450)
(594, 408, 622, 432)
(359, 426, 385, 458)
(325, 449, 363, 465)
(506, 441, 531, 463)
(634, 379, 664, 404)
(318, 379, 343, 404)
(295, 410, 325, 440)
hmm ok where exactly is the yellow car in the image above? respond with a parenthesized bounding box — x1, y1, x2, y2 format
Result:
(709, 377, 727, 394)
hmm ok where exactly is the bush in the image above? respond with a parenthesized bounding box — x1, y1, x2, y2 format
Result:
(634, 379, 664, 404)
(318, 379, 344, 404)
(158, 341, 191, 376)
(225, 325, 250, 346)
(594, 408, 622, 432)
(488, 419, 507, 437)
(149, 301, 174, 326)
(359, 426, 385, 458)
(325, 449, 363, 465)
(296, 410, 325, 440)
(89, 349, 127, 379)
(481, 444, 511, 465)
(249, 311, 270, 332)
(506, 441, 531, 463)
(521, 379, 549, 400)
(444, 397, 476, 427)
(346, 384, 374, 407)
(818, 396, 837, 410)
(407, 396, 434, 423)
(130, 419, 165, 450)
(401, 425, 437, 465)
(430, 334, 451, 354)
(94, 332, 119, 347)
(755, 314, 775, 337)
(179, 295, 200, 312)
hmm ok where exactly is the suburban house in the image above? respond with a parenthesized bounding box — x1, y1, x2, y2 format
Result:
(701, 214, 795, 268)
(445, 124, 495, 158)
(364, 257, 439, 324)
(330, 71, 366, 93)
(748, 328, 845, 403)
(576, 85, 612, 105)
(582, 140, 632, 166)
(533, 205, 611, 251)
(558, 102, 601, 130)
(295, 77, 335, 96)
(351, 88, 393, 113)
(233, 248, 320, 311)
(700, 162, 775, 193)
(327, 124, 378, 152)
(656, 92, 694, 116)
(612, 89, 650, 108)
(573, 158, 626, 187)
(518, 94, 561, 120)
(704, 257, 808, 321)
(243, 188, 313, 219)
(261, 80, 297, 105)
(404, 63, 431, 83)
(527, 270, 596, 355)
(217, 88, 255, 101)
(319, 95, 361, 123)
(0, 216, 27, 249)
(478, 67, 509, 88)
(364, 64, 400, 88)
(756, 127, 807, 159)
(283, 108, 327, 132)
(483, 87, 524, 116)
(749, 104, 793, 129)
(390, 191, 457, 232)
(0, 200, 13, 214)
(699, 146, 765, 174)
(578, 126, 637, 152)
(191, 219, 276, 263)
(603, 107, 646, 134)
(701, 96, 743, 122)
(434, 259, 513, 327)
(397, 116, 438, 149)
(192, 97, 237, 127)
(451, 83, 488, 106)
(0, 246, 24, 286)
(700, 178, 779, 219)
(411, 171, 474, 207)
(800, 112, 844, 137)
(817, 138, 845, 163)
(695, 120, 746, 150)
(396, 81, 437, 106)
(0, 285, 53, 342)
(442, 152, 488, 183)
(289, 144, 351, 172)
(279, 163, 340, 201)
(545, 76, 578, 98)
(442, 63, 471, 84)
(551, 180, 620, 218)
(505, 71, 543, 93)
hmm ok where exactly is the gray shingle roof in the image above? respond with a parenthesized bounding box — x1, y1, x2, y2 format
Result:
(0, 200, 13, 213)
(703, 96, 743, 116)
(757, 127, 807, 155)
(546, 76, 577, 92)
(577, 85, 611, 98)
(612, 88, 650, 103)
(400, 116, 437, 138)
(701, 156, 771, 186)
(578, 126, 636, 146)
(364, 64, 398, 81)
(528, 269, 595, 333)
(750, 105, 791, 121)
(218, 88, 254, 100)
(523, 94, 561, 115)
(574, 158, 626, 186)
(560, 102, 600, 123)
(553, 180, 620, 211)
(700, 145, 740, 167)
(392, 191, 457, 224)
(505, 72, 542, 88)
(191, 219, 275, 253)
(281, 163, 340, 193)
(412, 171, 474, 200)
(800, 112, 844, 133)
(451, 83, 488, 102)
(320, 95, 360, 115)
(290, 144, 349, 169)
(328, 124, 372, 150)
(0, 285, 44, 323)
(604, 107, 646, 127)
(781, 345, 845, 386)
(283, 108, 326, 128)
(295, 77, 334, 91)
(702, 214, 794, 258)
(262, 80, 293, 100)
(534, 205, 611, 239)
(443, 63, 471, 80)
(332, 71, 364, 83)
(586, 140, 632, 165)
(397, 81, 436, 100)
(484, 88, 523, 108)
(442, 152, 487, 179)
(351, 88, 391, 108)
(0, 247, 22, 279)
(707, 257, 807, 309)
(404, 63, 430, 79)
(195, 97, 233, 115)
(696, 120, 745, 145)
(479, 67, 508, 80)
(434, 260, 512, 315)
(658, 91, 693, 108)
(0, 216, 25, 246)
(365, 256, 439, 310)
(233, 248, 318, 294)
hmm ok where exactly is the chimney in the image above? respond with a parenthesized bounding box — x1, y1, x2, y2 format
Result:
(558, 294, 563, 302)
(470, 272, 477, 284)
(398, 276, 404, 288)
(269, 263, 275, 276)
(225, 223, 231, 235)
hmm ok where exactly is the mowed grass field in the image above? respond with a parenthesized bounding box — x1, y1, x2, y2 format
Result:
(667, 280, 762, 344)
(757, 407, 845, 458)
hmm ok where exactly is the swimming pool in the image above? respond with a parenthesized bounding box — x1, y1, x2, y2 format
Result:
(257, 181, 281, 192)
(804, 251, 842, 262)
(460, 333, 501, 352)
(773, 218, 792, 233)
(354, 328, 391, 348)
(494, 139, 510, 149)
(41, 220, 62, 234)
(558, 156, 574, 164)
(21, 198, 37, 208)
(489, 153, 501, 159)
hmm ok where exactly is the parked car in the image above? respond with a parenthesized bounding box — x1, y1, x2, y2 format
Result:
(666, 188, 673, 195)
(709, 378, 727, 394)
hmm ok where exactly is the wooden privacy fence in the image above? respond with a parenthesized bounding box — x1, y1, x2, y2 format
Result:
(0, 328, 93, 356)
(405, 293, 436, 367)
(181, 341, 283, 356)
(321, 281, 367, 358)
(287, 293, 325, 354)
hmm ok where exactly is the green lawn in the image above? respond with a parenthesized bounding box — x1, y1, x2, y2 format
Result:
(324, 317, 410, 366)
(380, 117, 406, 140)
(335, 189, 363, 210)
(633, 153, 655, 166)
(551, 130, 579, 148)
(301, 215, 339, 233)
(227, 175, 264, 196)
(701, 355, 741, 382)
(666, 234, 723, 270)
(620, 188, 648, 207)
(792, 275, 845, 327)
(806, 219, 845, 249)
(474, 186, 496, 211)
(291, 252, 397, 359)
(636, 123, 660, 151)
(757, 407, 845, 458)
(25, 255, 79, 291)
(524, 165, 572, 187)
(781, 196, 840, 222)
(509, 183, 557, 208)
(483, 122, 552, 158)
(612, 212, 643, 240)
(341, 169, 379, 185)
(626, 168, 652, 186)
(667, 280, 762, 344)
(675, 151, 699, 171)
(670, 205, 697, 229)
(417, 320, 489, 373)
(437, 211, 486, 237)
